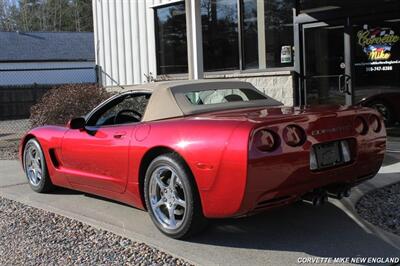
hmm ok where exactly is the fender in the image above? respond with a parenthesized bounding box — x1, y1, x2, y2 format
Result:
(129, 118, 252, 216)
(20, 126, 70, 188)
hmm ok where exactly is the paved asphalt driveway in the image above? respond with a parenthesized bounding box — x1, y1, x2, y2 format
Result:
(1, 153, 400, 265)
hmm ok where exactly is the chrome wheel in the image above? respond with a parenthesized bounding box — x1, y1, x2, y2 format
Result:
(149, 166, 187, 230)
(24, 141, 43, 186)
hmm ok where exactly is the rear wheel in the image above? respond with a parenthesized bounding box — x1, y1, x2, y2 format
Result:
(144, 153, 207, 239)
(370, 101, 394, 127)
(23, 138, 54, 193)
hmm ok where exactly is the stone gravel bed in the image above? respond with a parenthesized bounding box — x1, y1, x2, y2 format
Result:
(356, 182, 400, 236)
(0, 197, 192, 266)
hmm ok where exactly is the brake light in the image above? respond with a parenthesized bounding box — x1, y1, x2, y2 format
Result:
(369, 115, 381, 133)
(283, 125, 306, 147)
(354, 116, 368, 135)
(253, 129, 278, 152)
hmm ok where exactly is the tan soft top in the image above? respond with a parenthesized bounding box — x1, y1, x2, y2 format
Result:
(120, 80, 282, 122)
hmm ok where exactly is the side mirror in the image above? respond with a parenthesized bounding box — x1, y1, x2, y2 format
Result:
(68, 117, 86, 130)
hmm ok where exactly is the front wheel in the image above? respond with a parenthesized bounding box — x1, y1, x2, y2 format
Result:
(144, 154, 207, 239)
(23, 138, 54, 193)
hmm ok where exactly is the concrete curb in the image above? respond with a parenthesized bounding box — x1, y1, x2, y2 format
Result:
(330, 170, 400, 251)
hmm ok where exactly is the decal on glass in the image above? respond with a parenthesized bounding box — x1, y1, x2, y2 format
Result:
(357, 24, 400, 61)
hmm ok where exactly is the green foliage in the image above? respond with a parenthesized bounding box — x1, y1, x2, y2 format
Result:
(0, 0, 93, 32)
(30, 84, 112, 128)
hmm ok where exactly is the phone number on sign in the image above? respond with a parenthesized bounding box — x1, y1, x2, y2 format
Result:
(366, 66, 393, 72)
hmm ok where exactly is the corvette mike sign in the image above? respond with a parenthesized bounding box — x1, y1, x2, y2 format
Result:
(355, 24, 400, 72)
(357, 25, 399, 61)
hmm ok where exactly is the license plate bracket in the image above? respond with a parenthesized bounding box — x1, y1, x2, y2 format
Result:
(313, 141, 344, 169)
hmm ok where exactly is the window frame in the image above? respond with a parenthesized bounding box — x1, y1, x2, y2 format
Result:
(153, 0, 296, 76)
(153, 1, 188, 75)
(85, 91, 152, 129)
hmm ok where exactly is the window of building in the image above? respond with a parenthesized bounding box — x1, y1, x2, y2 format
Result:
(353, 18, 400, 131)
(264, 0, 295, 68)
(154, 3, 188, 75)
(154, 0, 294, 74)
(242, 0, 259, 69)
(201, 0, 239, 71)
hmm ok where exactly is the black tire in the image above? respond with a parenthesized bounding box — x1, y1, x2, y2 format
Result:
(144, 153, 207, 239)
(369, 101, 395, 127)
(23, 138, 54, 193)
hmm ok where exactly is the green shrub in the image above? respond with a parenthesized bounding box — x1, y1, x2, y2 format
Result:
(30, 84, 112, 128)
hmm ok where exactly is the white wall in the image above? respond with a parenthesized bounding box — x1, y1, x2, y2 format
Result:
(93, 0, 178, 87)
(0, 61, 96, 86)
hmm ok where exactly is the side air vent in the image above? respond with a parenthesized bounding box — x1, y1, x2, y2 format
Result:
(48, 149, 61, 168)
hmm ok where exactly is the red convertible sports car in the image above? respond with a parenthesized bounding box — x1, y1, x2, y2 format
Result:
(20, 80, 386, 239)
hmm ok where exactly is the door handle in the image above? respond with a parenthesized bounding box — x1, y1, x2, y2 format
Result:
(338, 74, 352, 95)
(113, 131, 127, 139)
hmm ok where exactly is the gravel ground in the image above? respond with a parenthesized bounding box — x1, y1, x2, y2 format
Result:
(356, 182, 400, 236)
(0, 139, 19, 160)
(0, 197, 192, 266)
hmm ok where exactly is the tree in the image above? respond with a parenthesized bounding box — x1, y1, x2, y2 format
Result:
(0, 0, 93, 32)
(0, 0, 18, 31)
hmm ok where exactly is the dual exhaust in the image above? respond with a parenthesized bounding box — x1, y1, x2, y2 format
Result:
(302, 186, 351, 206)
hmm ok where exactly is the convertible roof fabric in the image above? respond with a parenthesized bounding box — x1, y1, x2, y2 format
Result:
(119, 80, 282, 122)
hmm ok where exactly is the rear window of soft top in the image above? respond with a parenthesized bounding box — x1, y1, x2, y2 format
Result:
(184, 88, 267, 105)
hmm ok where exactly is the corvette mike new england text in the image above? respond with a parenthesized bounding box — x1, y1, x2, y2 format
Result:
(297, 257, 400, 264)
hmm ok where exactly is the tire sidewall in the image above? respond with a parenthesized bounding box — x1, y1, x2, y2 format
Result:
(23, 138, 49, 193)
(370, 101, 394, 126)
(144, 154, 195, 239)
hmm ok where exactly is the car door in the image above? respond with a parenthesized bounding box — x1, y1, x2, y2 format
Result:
(61, 92, 150, 193)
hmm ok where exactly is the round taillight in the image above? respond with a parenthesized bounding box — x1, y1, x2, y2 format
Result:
(354, 116, 368, 135)
(283, 125, 306, 147)
(253, 129, 278, 152)
(369, 115, 381, 133)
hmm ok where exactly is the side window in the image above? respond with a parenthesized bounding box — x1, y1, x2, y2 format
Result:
(87, 93, 150, 127)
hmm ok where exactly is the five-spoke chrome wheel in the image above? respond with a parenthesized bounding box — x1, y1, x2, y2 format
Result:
(24, 140, 44, 186)
(149, 166, 187, 230)
(23, 138, 54, 193)
(145, 154, 207, 239)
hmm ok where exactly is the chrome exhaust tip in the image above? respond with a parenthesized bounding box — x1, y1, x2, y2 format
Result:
(327, 186, 352, 199)
(343, 188, 351, 198)
(302, 191, 327, 206)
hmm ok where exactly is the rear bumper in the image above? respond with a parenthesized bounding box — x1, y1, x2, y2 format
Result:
(235, 135, 386, 217)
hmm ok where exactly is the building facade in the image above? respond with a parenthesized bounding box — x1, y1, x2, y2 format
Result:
(92, 0, 295, 106)
(93, 0, 400, 133)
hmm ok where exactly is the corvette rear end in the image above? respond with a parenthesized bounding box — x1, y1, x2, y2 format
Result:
(199, 105, 386, 218)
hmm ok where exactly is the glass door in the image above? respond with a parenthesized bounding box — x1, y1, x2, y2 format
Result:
(302, 21, 352, 106)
